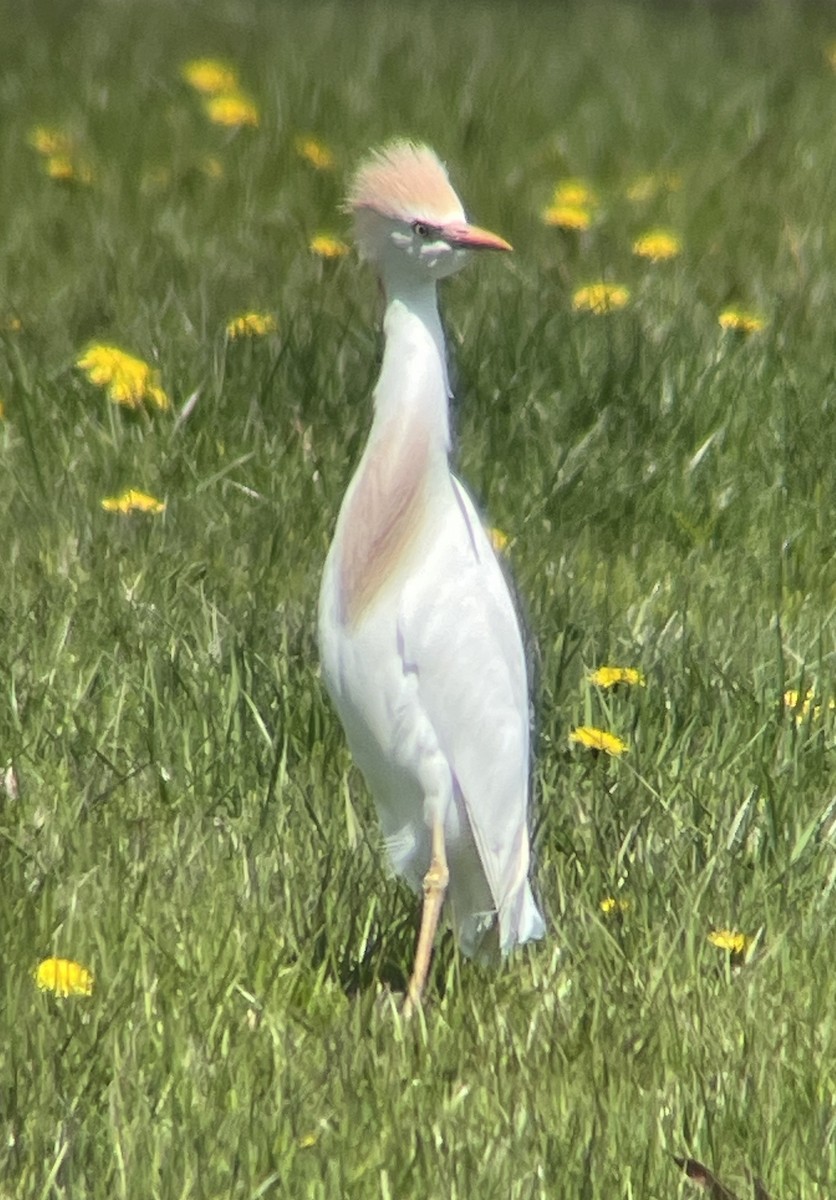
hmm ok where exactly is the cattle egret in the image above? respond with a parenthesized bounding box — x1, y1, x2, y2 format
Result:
(318, 140, 544, 1013)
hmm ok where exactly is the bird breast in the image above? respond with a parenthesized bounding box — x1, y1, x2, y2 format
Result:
(335, 409, 441, 630)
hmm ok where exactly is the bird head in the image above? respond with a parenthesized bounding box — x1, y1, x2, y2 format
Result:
(346, 140, 511, 284)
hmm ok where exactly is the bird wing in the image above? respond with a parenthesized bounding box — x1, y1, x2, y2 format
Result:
(398, 475, 533, 939)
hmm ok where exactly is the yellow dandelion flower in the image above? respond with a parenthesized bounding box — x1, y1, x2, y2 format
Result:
(201, 155, 224, 180)
(784, 688, 834, 721)
(29, 126, 74, 156)
(44, 155, 93, 185)
(784, 687, 809, 713)
(707, 929, 750, 956)
(572, 283, 630, 314)
(29, 128, 92, 184)
(600, 897, 630, 916)
(295, 135, 335, 170)
(569, 726, 628, 756)
(626, 172, 682, 203)
(718, 309, 765, 334)
(76, 344, 170, 411)
(226, 312, 278, 339)
(553, 179, 598, 209)
(589, 666, 646, 689)
(101, 489, 166, 515)
(46, 155, 76, 181)
(487, 527, 509, 554)
(633, 229, 681, 261)
(626, 175, 657, 203)
(181, 59, 239, 95)
(298, 1133, 318, 1149)
(3, 316, 22, 333)
(542, 204, 591, 231)
(35, 957, 94, 997)
(147, 384, 169, 409)
(203, 92, 259, 128)
(309, 234, 349, 259)
(47, 155, 75, 180)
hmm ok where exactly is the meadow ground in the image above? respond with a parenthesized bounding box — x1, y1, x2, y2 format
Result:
(1, 1, 835, 1196)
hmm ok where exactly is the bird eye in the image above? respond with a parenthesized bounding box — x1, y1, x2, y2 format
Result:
(412, 221, 432, 239)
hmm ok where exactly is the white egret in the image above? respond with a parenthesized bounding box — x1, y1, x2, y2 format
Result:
(318, 141, 544, 1012)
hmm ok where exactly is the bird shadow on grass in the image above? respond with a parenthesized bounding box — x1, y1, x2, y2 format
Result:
(336, 915, 412, 1000)
(299, 853, 454, 1006)
(337, 912, 456, 1008)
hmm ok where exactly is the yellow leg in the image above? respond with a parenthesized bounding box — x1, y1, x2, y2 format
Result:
(403, 817, 449, 1018)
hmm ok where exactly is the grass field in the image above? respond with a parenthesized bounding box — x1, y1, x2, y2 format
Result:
(2, 1, 835, 1196)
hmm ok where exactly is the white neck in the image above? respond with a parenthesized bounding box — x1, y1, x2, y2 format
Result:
(371, 273, 451, 454)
